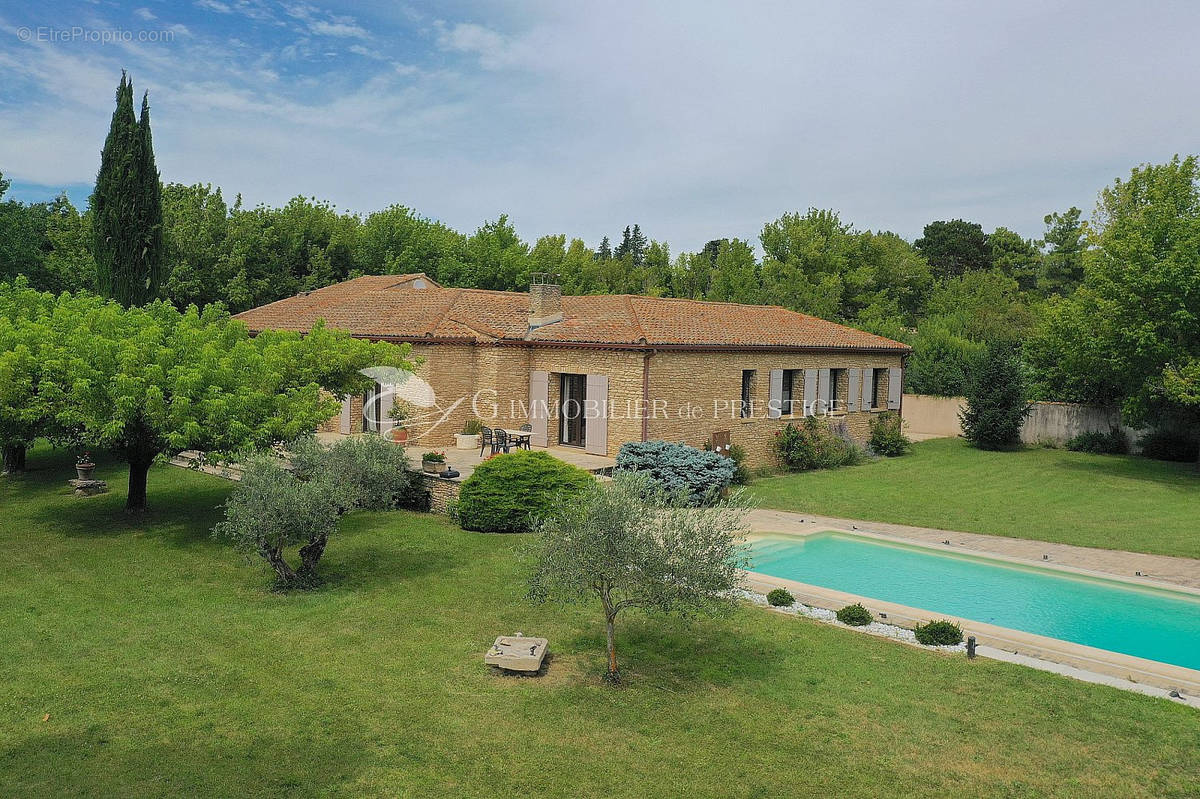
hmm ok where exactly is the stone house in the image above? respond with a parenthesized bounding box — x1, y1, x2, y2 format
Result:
(234, 274, 910, 467)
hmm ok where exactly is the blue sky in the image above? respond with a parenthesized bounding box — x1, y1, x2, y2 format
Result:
(1, 1, 1198, 253)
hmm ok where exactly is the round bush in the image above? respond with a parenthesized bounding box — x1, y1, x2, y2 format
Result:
(766, 588, 795, 607)
(456, 451, 594, 533)
(913, 619, 963, 646)
(835, 603, 873, 626)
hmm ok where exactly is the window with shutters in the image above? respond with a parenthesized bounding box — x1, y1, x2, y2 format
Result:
(828, 368, 847, 413)
(873, 368, 888, 410)
(779, 369, 802, 415)
(740, 370, 755, 418)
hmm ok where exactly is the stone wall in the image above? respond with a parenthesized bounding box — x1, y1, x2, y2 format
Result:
(417, 473, 461, 514)
(645, 350, 905, 468)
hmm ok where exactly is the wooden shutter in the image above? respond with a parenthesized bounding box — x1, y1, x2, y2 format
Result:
(767, 369, 783, 418)
(887, 367, 902, 410)
(584, 374, 609, 455)
(817, 368, 832, 414)
(847, 368, 861, 412)
(862, 369, 875, 410)
(529, 370, 549, 447)
(803, 369, 818, 416)
(338, 395, 353, 434)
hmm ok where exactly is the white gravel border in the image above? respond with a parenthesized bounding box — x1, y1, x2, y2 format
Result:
(739, 589, 967, 653)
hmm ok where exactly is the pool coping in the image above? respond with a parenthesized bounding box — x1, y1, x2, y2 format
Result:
(745, 528, 1200, 698)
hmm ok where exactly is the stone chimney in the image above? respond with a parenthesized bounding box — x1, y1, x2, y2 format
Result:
(528, 273, 562, 329)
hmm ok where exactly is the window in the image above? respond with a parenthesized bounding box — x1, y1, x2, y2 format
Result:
(828, 369, 846, 413)
(872, 368, 888, 409)
(740, 370, 755, 418)
(780, 369, 802, 415)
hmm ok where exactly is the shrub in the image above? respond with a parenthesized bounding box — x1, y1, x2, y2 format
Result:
(913, 619, 963, 646)
(616, 440, 736, 505)
(463, 419, 483, 435)
(766, 588, 795, 607)
(457, 451, 594, 533)
(214, 456, 343, 590)
(1138, 429, 1199, 463)
(959, 343, 1032, 450)
(835, 603, 873, 626)
(422, 450, 446, 463)
(772, 417, 863, 471)
(290, 434, 423, 512)
(703, 441, 752, 485)
(1066, 428, 1130, 455)
(868, 411, 911, 457)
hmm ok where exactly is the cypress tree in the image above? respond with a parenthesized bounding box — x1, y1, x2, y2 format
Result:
(135, 90, 164, 300)
(91, 72, 163, 307)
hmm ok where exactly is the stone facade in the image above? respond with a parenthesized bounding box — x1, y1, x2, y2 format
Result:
(323, 343, 904, 469)
(643, 350, 904, 467)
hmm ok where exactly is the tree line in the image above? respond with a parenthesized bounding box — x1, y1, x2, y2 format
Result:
(0, 174, 1085, 395)
(1, 74, 1197, 457)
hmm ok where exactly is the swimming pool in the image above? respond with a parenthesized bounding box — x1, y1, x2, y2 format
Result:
(750, 533, 1200, 672)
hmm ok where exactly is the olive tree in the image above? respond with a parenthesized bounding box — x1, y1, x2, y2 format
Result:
(214, 456, 342, 589)
(528, 472, 751, 683)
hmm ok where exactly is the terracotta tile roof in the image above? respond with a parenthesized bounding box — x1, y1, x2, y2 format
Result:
(234, 273, 910, 352)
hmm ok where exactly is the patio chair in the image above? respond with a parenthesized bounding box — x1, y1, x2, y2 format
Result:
(514, 423, 533, 450)
(479, 426, 493, 457)
(493, 428, 510, 455)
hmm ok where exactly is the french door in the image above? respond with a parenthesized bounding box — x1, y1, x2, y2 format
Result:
(559, 374, 587, 447)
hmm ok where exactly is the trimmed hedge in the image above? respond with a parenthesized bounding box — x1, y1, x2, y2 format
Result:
(835, 603, 873, 626)
(914, 619, 963, 646)
(456, 451, 594, 533)
(766, 588, 795, 607)
(616, 440, 736, 505)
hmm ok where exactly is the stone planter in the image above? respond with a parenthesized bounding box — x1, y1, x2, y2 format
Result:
(454, 433, 480, 450)
(75, 462, 96, 481)
(422, 459, 445, 474)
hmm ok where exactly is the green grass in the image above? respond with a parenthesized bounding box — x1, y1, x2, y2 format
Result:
(2, 447, 1198, 798)
(752, 437, 1200, 559)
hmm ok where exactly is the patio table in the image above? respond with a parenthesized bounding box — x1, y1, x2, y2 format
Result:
(500, 429, 533, 449)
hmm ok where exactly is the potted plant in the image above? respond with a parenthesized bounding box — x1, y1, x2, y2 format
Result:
(455, 419, 483, 450)
(75, 452, 96, 481)
(421, 450, 447, 474)
(389, 399, 409, 444)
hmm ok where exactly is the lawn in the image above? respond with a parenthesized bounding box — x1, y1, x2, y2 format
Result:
(752, 437, 1200, 559)
(1, 448, 1197, 798)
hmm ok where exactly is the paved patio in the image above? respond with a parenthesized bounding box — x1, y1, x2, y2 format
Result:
(315, 431, 615, 481)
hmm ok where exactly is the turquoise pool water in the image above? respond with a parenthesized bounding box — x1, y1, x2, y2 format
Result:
(750, 533, 1200, 671)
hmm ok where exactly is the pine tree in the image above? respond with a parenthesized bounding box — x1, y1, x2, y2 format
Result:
(595, 235, 612, 261)
(614, 226, 632, 260)
(92, 73, 163, 307)
(628, 224, 648, 266)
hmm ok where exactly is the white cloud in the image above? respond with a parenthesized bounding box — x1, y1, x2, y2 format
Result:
(194, 0, 231, 14)
(310, 19, 367, 38)
(4, 0, 1200, 254)
(134, 7, 156, 21)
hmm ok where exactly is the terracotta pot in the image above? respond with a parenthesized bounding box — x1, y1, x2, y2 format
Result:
(76, 463, 96, 480)
(391, 427, 408, 444)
